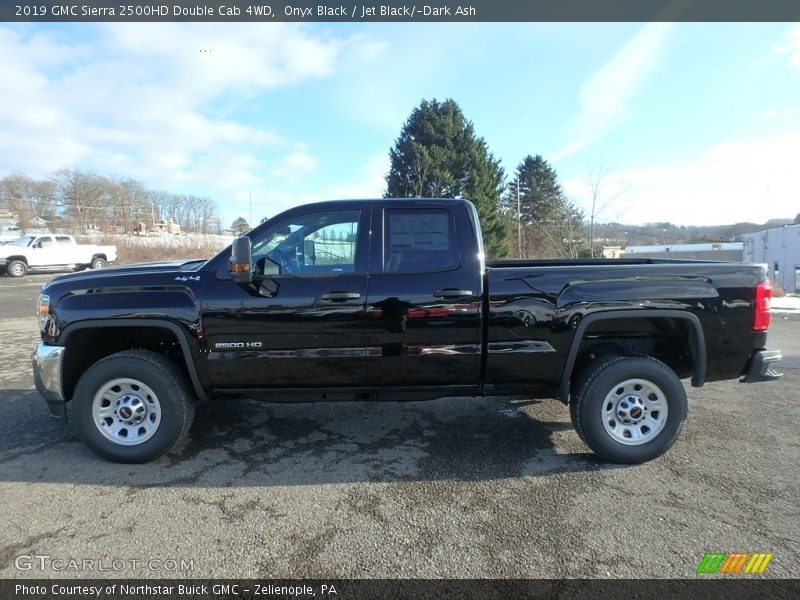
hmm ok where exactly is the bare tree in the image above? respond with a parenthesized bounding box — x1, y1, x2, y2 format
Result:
(584, 161, 630, 257)
(0, 172, 55, 232)
(52, 169, 112, 234)
(1, 168, 218, 237)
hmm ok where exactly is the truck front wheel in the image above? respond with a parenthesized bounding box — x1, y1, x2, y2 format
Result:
(72, 350, 195, 463)
(7, 260, 27, 277)
(571, 356, 687, 464)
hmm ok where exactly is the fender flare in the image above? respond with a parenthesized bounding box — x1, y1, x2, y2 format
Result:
(60, 318, 208, 402)
(558, 309, 706, 404)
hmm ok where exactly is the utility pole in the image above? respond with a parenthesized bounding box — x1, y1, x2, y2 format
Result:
(517, 176, 522, 258)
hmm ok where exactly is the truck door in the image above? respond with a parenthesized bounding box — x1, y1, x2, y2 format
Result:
(28, 236, 57, 267)
(201, 207, 371, 389)
(365, 203, 482, 389)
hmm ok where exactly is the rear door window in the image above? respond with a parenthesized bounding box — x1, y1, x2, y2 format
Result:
(383, 209, 458, 273)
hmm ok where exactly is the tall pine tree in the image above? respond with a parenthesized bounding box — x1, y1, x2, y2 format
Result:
(502, 155, 584, 258)
(385, 99, 508, 257)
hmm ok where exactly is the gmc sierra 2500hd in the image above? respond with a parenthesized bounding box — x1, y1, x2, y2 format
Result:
(32, 199, 782, 463)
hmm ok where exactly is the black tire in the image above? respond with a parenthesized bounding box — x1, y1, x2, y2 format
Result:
(91, 257, 107, 269)
(569, 353, 622, 441)
(572, 355, 687, 464)
(72, 350, 195, 463)
(7, 259, 27, 277)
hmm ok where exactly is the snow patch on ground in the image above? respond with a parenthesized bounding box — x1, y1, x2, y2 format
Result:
(772, 296, 800, 313)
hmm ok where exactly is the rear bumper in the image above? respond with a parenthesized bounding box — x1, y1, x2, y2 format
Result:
(32, 343, 67, 421)
(742, 349, 783, 383)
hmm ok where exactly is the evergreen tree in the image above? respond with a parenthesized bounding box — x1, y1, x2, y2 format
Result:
(502, 155, 584, 258)
(385, 99, 508, 257)
(231, 216, 250, 235)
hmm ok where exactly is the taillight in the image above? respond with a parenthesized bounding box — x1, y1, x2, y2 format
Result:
(753, 280, 772, 332)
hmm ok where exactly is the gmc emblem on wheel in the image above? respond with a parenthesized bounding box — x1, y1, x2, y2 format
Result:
(215, 342, 263, 349)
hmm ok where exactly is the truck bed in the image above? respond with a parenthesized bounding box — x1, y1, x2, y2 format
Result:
(483, 258, 768, 389)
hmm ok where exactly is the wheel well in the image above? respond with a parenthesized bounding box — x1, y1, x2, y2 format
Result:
(91, 254, 107, 261)
(5, 255, 27, 264)
(62, 326, 189, 401)
(571, 317, 696, 390)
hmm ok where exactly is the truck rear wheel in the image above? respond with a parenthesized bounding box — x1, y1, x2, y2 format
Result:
(73, 350, 195, 463)
(91, 257, 107, 269)
(7, 260, 27, 277)
(571, 356, 687, 464)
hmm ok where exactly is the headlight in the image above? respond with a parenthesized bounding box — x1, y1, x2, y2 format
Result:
(37, 294, 50, 330)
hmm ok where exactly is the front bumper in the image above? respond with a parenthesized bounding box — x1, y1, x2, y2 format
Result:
(742, 349, 783, 383)
(32, 343, 67, 420)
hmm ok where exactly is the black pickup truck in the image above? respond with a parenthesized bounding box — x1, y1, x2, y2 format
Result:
(32, 198, 782, 464)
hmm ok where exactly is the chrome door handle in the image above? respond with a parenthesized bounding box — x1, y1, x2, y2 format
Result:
(434, 289, 474, 299)
(320, 292, 361, 301)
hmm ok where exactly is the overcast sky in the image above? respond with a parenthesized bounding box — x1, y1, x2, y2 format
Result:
(1, 22, 799, 227)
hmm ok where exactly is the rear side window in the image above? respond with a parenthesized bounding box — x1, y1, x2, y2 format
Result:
(383, 208, 458, 273)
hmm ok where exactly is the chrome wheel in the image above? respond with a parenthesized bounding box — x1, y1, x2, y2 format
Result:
(8, 261, 26, 277)
(601, 378, 669, 445)
(92, 378, 162, 446)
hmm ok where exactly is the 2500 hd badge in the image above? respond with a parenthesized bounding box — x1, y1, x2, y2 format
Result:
(215, 341, 263, 349)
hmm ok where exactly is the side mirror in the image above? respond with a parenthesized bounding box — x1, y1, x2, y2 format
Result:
(229, 236, 253, 284)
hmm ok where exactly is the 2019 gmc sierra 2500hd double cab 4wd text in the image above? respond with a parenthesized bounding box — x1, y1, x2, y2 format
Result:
(32, 199, 782, 463)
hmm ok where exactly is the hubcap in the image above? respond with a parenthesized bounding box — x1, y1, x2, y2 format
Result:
(10, 263, 24, 275)
(601, 378, 669, 445)
(92, 378, 161, 446)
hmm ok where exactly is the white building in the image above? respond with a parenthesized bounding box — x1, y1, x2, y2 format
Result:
(622, 242, 744, 262)
(742, 224, 800, 294)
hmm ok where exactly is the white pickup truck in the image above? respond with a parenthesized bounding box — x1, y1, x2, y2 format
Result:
(0, 234, 117, 277)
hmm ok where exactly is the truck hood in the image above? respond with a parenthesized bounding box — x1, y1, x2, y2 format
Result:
(0, 246, 22, 259)
(44, 259, 207, 287)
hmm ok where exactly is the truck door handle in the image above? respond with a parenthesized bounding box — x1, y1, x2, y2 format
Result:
(434, 289, 474, 299)
(320, 291, 361, 301)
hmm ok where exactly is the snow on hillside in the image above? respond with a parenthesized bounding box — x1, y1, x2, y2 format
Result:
(76, 232, 234, 265)
(105, 233, 234, 248)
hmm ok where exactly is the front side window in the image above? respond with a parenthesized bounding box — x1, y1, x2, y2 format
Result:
(383, 209, 458, 273)
(251, 210, 360, 275)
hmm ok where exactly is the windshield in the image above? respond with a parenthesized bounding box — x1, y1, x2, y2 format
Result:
(9, 236, 33, 247)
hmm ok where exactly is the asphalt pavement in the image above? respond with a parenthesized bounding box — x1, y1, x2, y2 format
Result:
(0, 273, 798, 579)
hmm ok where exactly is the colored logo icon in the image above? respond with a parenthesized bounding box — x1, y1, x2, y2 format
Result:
(696, 552, 773, 574)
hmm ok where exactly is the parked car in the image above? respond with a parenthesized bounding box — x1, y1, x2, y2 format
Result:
(0, 234, 117, 277)
(32, 199, 781, 463)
